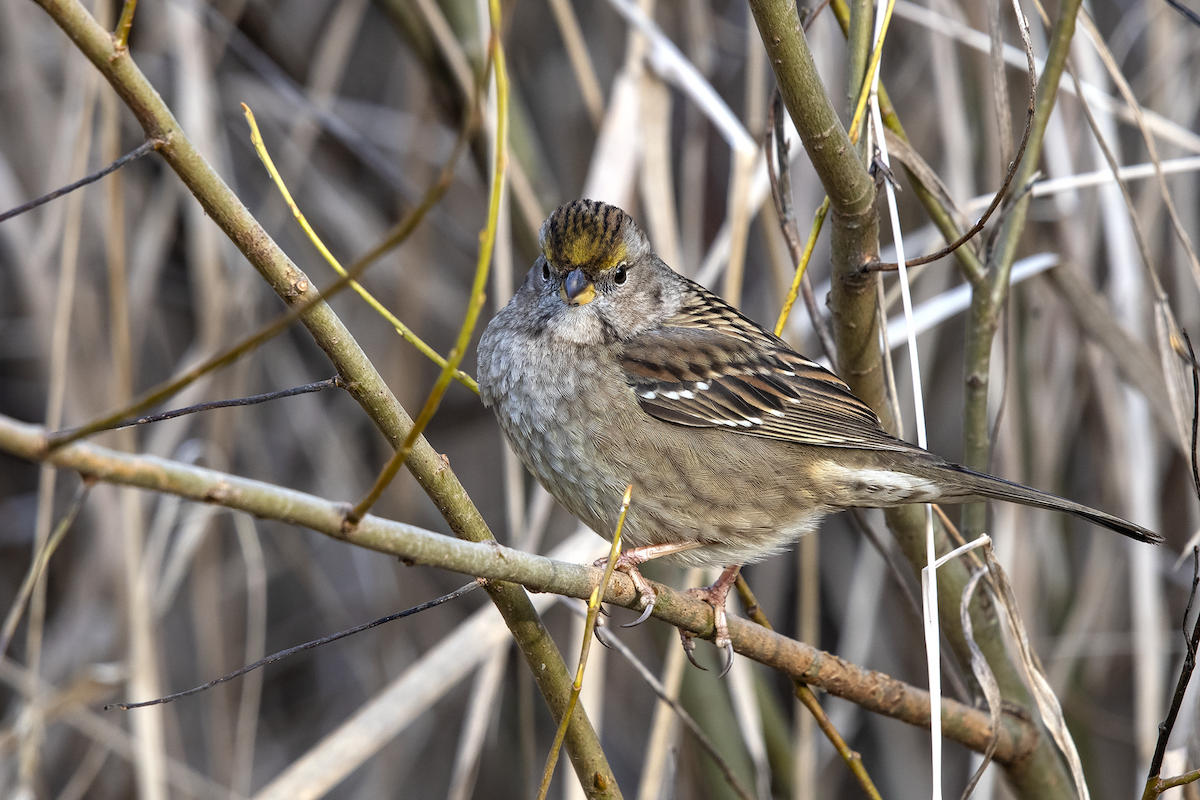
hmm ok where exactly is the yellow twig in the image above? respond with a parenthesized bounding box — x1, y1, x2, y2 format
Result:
(774, 196, 831, 337)
(846, 0, 898, 146)
(735, 575, 883, 800)
(113, 0, 137, 48)
(347, 0, 508, 523)
(242, 104, 478, 394)
(536, 486, 633, 800)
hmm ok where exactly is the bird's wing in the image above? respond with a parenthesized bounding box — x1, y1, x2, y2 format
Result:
(618, 308, 911, 452)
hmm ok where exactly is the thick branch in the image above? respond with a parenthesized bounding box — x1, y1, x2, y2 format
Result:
(748, 0, 886, 435)
(748, 0, 876, 219)
(747, 3, 1075, 796)
(0, 411, 1043, 763)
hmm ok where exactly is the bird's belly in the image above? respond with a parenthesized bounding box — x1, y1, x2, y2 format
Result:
(490, 365, 830, 567)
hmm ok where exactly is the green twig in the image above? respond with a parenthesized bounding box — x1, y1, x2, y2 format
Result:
(113, 0, 136, 48)
(962, 0, 1083, 531)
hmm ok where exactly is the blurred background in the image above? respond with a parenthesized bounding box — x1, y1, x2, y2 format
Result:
(0, 0, 1198, 797)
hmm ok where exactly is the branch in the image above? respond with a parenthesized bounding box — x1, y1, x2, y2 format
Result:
(749, 2, 1079, 796)
(748, 0, 875, 219)
(0, 410, 1044, 764)
(961, 0, 1082, 531)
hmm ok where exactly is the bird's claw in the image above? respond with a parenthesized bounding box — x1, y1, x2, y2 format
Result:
(593, 617, 614, 649)
(623, 595, 656, 628)
(680, 629, 706, 671)
(682, 565, 741, 677)
(679, 613, 733, 676)
(595, 553, 658, 627)
(718, 641, 735, 678)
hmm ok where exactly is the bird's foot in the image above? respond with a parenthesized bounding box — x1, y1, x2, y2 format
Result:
(679, 628, 704, 670)
(593, 551, 658, 627)
(679, 628, 733, 676)
(685, 565, 742, 677)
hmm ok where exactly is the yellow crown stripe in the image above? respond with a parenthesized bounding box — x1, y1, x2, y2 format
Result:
(542, 200, 629, 271)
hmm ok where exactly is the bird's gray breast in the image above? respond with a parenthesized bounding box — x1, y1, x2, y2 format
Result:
(479, 324, 631, 533)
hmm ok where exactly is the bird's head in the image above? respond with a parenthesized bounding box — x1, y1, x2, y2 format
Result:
(528, 200, 681, 344)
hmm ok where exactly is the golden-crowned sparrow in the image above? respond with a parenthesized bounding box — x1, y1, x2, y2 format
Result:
(477, 199, 1160, 661)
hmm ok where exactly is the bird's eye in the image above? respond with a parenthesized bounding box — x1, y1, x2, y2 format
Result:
(613, 264, 628, 284)
(541, 262, 551, 282)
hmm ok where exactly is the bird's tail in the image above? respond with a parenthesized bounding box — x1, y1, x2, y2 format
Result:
(934, 462, 1162, 544)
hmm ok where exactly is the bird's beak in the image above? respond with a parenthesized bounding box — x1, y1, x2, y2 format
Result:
(560, 269, 596, 306)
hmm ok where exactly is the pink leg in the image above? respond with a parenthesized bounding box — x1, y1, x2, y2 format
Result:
(682, 565, 742, 677)
(594, 542, 704, 627)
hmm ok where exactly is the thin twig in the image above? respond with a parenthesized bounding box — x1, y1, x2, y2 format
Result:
(242, 106, 479, 393)
(46, 113, 475, 451)
(113, 0, 137, 47)
(1143, 546, 1200, 793)
(0, 139, 158, 224)
(864, 0, 1038, 274)
(583, 610, 755, 800)
(108, 581, 481, 710)
(1162, 0, 1200, 26)
(55, 378, 342, 436)
(802, 0, 833, 30)
(0, 481, 93, 656)
(1185, 332, 1199, 500)
(766, 91, 838, 366)
(1144, 333, 1200, 788)
(346, 1, 507, 524)
(766, 93, 805, 303)
(536, 487, 630, 800)
(179, 0, 476, 252)
(1076, 9, 1200, 291)
(795, 684, 882, 800)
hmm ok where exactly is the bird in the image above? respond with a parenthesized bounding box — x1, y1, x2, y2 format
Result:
(476, 199, 1161, 670)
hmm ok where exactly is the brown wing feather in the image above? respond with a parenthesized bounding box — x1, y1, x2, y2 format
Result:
(619, 282, 911, 452)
